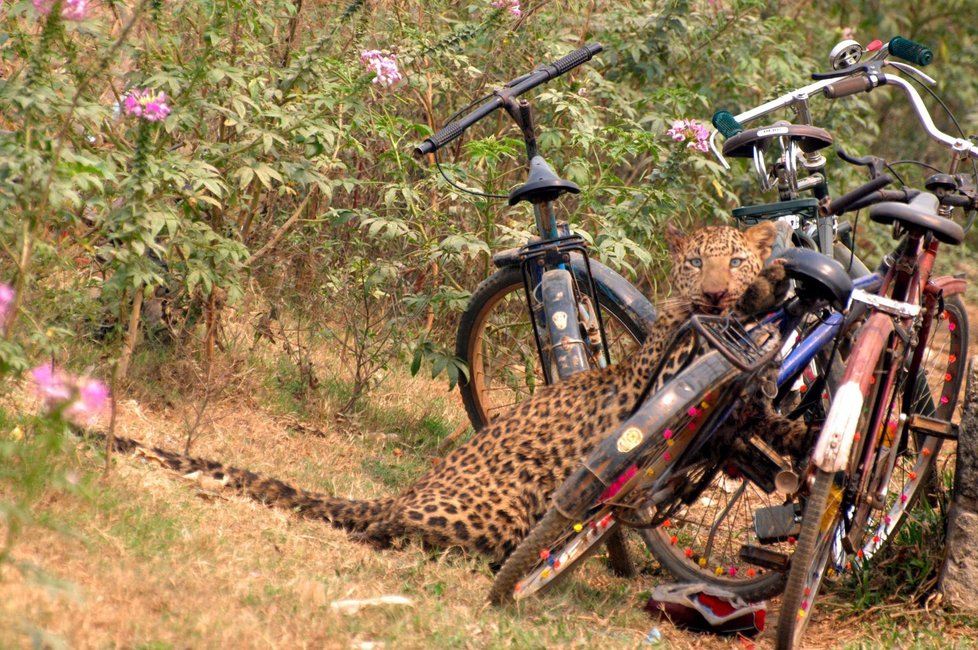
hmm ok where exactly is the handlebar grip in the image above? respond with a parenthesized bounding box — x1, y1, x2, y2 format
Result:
(826, 174, 894, 215)
(415, 120, 468, 157)
(845, 188, 919, 213)
(824, 75, 875, 99)
(889, 36, 933, 66)
(711, 110, 743, 138)
(550, 43, 604, 76)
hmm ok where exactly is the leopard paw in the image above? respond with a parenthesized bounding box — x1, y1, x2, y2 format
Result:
(737, 260, 790, 315)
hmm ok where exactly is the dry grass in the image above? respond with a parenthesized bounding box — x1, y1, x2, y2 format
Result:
(1, 317, 977, 649)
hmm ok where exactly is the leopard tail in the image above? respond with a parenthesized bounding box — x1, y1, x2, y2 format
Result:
(105, 433, 393, 533)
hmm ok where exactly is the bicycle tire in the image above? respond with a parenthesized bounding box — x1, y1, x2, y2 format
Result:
(488, 504, 621, 605)
(858, 292, 968, 561)
(456, 266, 645, 430)
(776, 468, 845, 650)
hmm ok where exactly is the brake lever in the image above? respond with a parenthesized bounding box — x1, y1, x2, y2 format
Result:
(811, 60, 885, 81)
(836, 147, 887, 178)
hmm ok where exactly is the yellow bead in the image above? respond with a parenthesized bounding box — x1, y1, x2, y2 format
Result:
(541, 569, 550, 579)
(698, 558, 707, 567)
(715, 566, 723, 576)
(573, 523, 583, 533)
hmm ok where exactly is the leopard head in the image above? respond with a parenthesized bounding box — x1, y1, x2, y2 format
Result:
(664, 222, 777, 314)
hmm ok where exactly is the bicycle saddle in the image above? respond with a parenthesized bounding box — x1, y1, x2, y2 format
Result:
(722, 123, 833, 159)
(775, 247, 853, 311)
(868, 192, 965, 245)
(508, 155, 580, 206)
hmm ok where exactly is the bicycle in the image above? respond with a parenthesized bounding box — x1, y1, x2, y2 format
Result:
(488, 244, 863, 604)
(414, 43, 657, 431)
(637, 35, 967, 596)
(415, 42, 661, 576)
(766, 38, 976, 649)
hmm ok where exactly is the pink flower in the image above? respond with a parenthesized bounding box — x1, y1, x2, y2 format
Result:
(29, 363, 110, 424)
(360, 50, 403, 87)
(30, 363, 74, 405)
(33, 0, 89, 21)
(491, 0, 521, 17)
(666, 118, 710, 153)
(122, 89, 171, 122)
(0, 283, 14, 327)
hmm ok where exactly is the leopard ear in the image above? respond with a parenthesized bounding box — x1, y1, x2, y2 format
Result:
(664, 223, 686, 253)
(743, 221, 777, 260)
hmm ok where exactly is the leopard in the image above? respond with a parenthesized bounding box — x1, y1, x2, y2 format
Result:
(97, 221, 799, 566)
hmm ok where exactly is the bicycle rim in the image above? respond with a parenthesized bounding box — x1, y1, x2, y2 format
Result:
(457, 266, 644, 430)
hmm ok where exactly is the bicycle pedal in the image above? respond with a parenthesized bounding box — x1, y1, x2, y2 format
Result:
(739, 545, 790, 572)
(753, 503, 802, 544)
(908, 413, 958, 440)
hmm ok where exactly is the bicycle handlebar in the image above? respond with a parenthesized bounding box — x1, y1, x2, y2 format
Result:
(824, 174, 894, 216)
(708, 37, 978, 170)
(414, 43, 604, 157)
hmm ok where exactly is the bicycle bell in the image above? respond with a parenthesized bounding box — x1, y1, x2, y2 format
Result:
(829, 39, 863, 69)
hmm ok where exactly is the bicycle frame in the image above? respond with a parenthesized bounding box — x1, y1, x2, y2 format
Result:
(500, 96, 657, 383)
(812, 231, 962, 474)
(551, 267, 878, 519)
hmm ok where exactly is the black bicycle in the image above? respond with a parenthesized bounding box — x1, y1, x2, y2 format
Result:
(415, 44, 657, 431)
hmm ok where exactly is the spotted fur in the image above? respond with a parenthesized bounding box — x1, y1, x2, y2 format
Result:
(101, 223, 792, 562)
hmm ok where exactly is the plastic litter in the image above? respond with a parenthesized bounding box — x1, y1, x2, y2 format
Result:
(643, 627, 662, 644)
(644, 583, 766, 637)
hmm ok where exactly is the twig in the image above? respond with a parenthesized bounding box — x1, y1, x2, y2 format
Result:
(244, 191, 313, 268)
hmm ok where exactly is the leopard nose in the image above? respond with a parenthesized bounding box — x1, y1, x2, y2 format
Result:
(703, 290, 729, 306)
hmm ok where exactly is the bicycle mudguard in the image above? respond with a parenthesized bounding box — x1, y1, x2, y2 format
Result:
(551, 349, 739, 519)
(812, 311, 894, 473)
(491, 249, 658, 335)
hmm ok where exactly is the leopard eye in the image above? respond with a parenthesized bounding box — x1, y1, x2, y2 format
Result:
(688, 258, 703, 268)
(730, 257, 745, 268)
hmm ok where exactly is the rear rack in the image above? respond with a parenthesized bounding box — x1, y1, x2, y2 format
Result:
(692, 315, 780, 372)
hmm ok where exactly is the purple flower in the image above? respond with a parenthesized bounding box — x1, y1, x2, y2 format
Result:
(666, 118, 710, 153)
(33, 0, 89, 21)
(0, 283, 14, 327)
(29, 363, 110, 424)
(491, 0, 522, 17)
(360, 50, 403, 87)
(122, 89, 171, 122)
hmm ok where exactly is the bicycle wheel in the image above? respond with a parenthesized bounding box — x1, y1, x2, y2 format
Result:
(776, 468, 847, 650)
(488, 504, 622, 605)
(639, 323, 841, 600)
(858, 292, 967, 561)
(456, 266, 645, 430)
(637, 463, 791, 601)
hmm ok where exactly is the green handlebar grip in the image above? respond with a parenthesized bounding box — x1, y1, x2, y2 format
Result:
(712, 110, 744, 138)
(889, 36, 933, 66)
